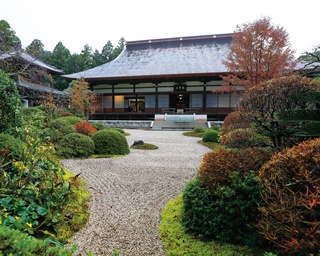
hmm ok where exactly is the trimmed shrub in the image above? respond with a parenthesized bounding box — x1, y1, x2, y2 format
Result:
(0, 133, 24, 160)
(220, 128, 272, 149)
(193, 126, 206, 134)
(49, 116, 83, 130)
(91, 121, 107, 131)
(202, 129, 219, 142)
(0, 225, 76, 255)
(257, 138, 320, 255)
(221, 111, 252, 135)
(74, 122, 97, 136)
(59, 133, 94, 158)
(182, 176, 264, 246)
(182, 147, 273, 246)
(92, 129, 130, 155)
(198, 147, 273, 187)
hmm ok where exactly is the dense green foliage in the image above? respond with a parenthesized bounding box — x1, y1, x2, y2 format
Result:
(91, 121, 108, 131)
(257, 138, 320, 255)
(59, 133, 94, 158)
(0, 133, 24, 159)
(182, 176, 264, 246)
(92, 129, 130, 155)
(0, 69, 23, 136)
(0, 20, 21, 53)
(0, 225, 77, 255)
(159, 194, 260, 256)
(202, 129, 220, 142)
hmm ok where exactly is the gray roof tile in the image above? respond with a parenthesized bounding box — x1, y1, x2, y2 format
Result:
(63, 34, 232, 80)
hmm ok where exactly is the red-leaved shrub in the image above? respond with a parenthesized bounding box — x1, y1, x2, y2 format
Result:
(198, 147, 273, 187)
(220, 128, 272, 149)
(257, 138, 320, 255)
(221, 111, 252, 135)
(60, 112, 74, 117)
(74, 122, 97, 136)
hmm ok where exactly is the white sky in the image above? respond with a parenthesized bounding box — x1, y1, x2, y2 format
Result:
(1, 0, 319, 57)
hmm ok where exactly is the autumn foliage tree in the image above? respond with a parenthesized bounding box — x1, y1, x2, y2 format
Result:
(66, 78, 97, 118)
(223, 16, 296, 89)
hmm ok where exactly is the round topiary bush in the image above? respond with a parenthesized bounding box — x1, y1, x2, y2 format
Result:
(257, 138, 320, 255)
(202, 129, 219, 142)
(59, 133, 94, 158)
(92, 129, 130, 155)
(182, 175, 264, 246)
(91, 121, 107, 131)
(0, 133, 24, 160)
(220, 128, 272, 149)
(193, 126, 206, 134)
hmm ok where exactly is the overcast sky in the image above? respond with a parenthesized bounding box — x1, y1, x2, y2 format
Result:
(1, 0, 319, 57)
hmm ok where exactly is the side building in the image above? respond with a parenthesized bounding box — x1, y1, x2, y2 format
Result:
(63, 33, 241, 121)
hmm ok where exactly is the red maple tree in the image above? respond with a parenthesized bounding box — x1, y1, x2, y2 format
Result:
(222, 16, 296, 90)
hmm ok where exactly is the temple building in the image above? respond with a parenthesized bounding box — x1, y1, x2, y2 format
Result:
(63, 33, 241, 121)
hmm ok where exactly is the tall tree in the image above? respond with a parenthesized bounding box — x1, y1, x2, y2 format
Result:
(223, 17, 296, 89)
(80, 44, 94, 70)
(100, 40, 114, 64)
(0, 20, 21, 54)
(110, 37, 125, 61)
(50, 41, 71, 71)
(26, 39, 46, 60)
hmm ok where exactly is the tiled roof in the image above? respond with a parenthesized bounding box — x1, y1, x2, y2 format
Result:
(63, 34, 232, 81)
(18, 79, 67, 95)
(0, 51, 64, 74)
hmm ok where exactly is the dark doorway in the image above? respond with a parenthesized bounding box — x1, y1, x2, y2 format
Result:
(169, 93, 189, 109)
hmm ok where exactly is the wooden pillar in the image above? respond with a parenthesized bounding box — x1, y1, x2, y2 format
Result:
(112, 84, 115, 112)
(155, 83, 158, 113)
(203, 82, 207, 112)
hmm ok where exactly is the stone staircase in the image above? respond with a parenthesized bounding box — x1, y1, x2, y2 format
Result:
(152, 114, 208, 130)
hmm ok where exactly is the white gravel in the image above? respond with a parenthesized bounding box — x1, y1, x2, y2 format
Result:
(61, 129, 211, 256)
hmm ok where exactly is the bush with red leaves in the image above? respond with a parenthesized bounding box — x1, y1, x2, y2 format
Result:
(74, 122, 97, 136)
(221, 111, 252, 135)
(198, 147, 273, 187)
(257, 138, 320, 255)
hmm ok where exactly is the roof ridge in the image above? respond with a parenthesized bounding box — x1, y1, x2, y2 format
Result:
(126, 33, 233, 46)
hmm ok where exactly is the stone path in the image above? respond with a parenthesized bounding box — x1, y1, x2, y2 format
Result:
(61, 129, 211, 256)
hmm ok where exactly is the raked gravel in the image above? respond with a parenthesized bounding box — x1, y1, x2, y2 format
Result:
(61, 129, 211, 256)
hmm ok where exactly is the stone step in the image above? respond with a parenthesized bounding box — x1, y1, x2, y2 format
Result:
(152, 121, 207, 130)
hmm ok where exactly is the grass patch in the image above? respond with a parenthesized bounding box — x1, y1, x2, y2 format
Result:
(159, 194, 262, 256)
(198, 140, 221, 150)
(159, 194, 261, 256)
(130, 143, 158, 150)
(183, 131, 203, 137)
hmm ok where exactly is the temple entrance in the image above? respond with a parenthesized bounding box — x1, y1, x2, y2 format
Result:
(125, 96, 145, 112)
(169, 93, 189, 111)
